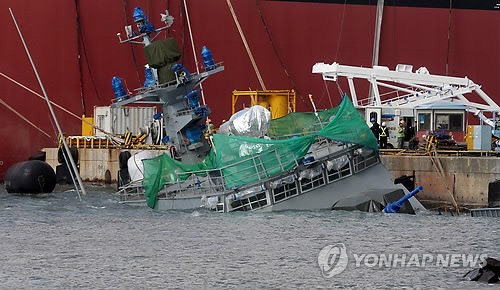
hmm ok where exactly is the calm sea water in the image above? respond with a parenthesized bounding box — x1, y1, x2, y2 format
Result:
(0, 184, 498, 289)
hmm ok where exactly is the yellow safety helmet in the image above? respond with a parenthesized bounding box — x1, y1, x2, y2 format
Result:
(400, 120, 405, 125)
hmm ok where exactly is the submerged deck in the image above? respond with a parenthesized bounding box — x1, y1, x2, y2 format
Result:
(470, 208, 500, 217)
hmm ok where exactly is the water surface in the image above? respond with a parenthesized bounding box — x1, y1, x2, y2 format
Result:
(0, 185, 498, 289)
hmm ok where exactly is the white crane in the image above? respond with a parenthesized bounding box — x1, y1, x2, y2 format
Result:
(312, 62, 500, 127)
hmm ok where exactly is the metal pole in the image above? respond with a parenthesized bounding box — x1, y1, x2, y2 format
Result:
(369, 0, 384, 105)
(9, 8, 87, 196)
(227, 0, 267, 90)
(309, 94, 323, 130)
(183, 0, 206, 105)
(371, 0, 384, 67)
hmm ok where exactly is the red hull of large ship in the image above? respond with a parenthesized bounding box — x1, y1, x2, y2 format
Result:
(0, 1, 498, 180)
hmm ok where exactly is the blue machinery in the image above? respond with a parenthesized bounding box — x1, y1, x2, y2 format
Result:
(384, 186, 423, 213)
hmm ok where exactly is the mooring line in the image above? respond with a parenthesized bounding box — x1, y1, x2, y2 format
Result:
(0, 98, 54, 140)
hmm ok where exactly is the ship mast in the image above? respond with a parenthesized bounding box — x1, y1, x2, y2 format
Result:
(113, 8, 224, 163)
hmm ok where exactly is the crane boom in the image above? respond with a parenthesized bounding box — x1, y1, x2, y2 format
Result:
(312, 62, 500, 127)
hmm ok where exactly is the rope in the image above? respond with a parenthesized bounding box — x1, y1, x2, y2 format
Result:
(75, 0, 103, 105)
(0, 98, 53, 140)
(336, 82, 344, 98)
(183, 0, 206, 105)
(317, 80, 334, 108)
(325, 80, 333, 107)
(392, 0, 398, 64)
(429, 145, 460, 215)
(133, 152, 146, 177)
(326, 0, 346, 108)
(37, 175, 45, 193)
(180, 0, 186, 65)
(255, 0, 311, 111)
(74, 0, 86, 116)
(334, 0, 347, 62)
(122, 0, 142, 86)
(445, 0, 452, 76)
(227, 0, 266, 90)
(0, 72, 118, 138)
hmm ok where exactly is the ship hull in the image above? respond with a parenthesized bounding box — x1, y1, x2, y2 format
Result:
(123, 163, 424, 213)
(118, 141, 426, 213)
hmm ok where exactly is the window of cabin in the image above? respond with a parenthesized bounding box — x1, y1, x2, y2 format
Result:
(435, 113, 463, 131)
(449, 114, 463, 131)
(418, 113, 431, 130)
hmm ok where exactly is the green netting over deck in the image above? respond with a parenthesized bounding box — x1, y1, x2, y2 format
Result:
(212, 95, 377, 188)
(143, 150, 216, 209)
(267, 106, 339, 137)
(142, 95, 377, 208)
(212, 134, 316, 189)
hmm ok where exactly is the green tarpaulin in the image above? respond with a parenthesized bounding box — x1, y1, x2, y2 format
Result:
(143, 150, 216, 209)
(142, 95, 377, 208)
(143, 38, 181, 68)
(267, 106, 339, 137)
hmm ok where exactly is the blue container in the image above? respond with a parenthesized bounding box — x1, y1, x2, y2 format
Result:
(144, 65, 155, 88)
(201, 46, 215, 71)
(112, 77, 127, 100)
(186, 127, 201, 143)
(153, 112, 162, 120)
(184, 89, 201, 108)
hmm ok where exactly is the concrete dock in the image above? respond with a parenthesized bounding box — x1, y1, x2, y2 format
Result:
(381, 155, 500, 207)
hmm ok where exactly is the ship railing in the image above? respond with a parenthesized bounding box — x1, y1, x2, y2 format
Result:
(115, 62, 225, 98)
(117, 180, 145, 202)
(165, 148, 299, 196)
(116, 144, 379, 204)
(221, 149, 299, 189)
(190, 62, 224, 78)
(225, 144, 380, 211)
(312, 136, 348, 155)
(175, 107, 196, 117)
(165, 169, 226, 197)
(351, 147, 379, 173)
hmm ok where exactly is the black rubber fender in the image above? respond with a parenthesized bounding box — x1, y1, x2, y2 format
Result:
(4, 160, 56, 193)
(57, 147, 79, 164)
(29, 151, 46, 161)
(119, 151, 131, 169)
(488, 180, 500, 207)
